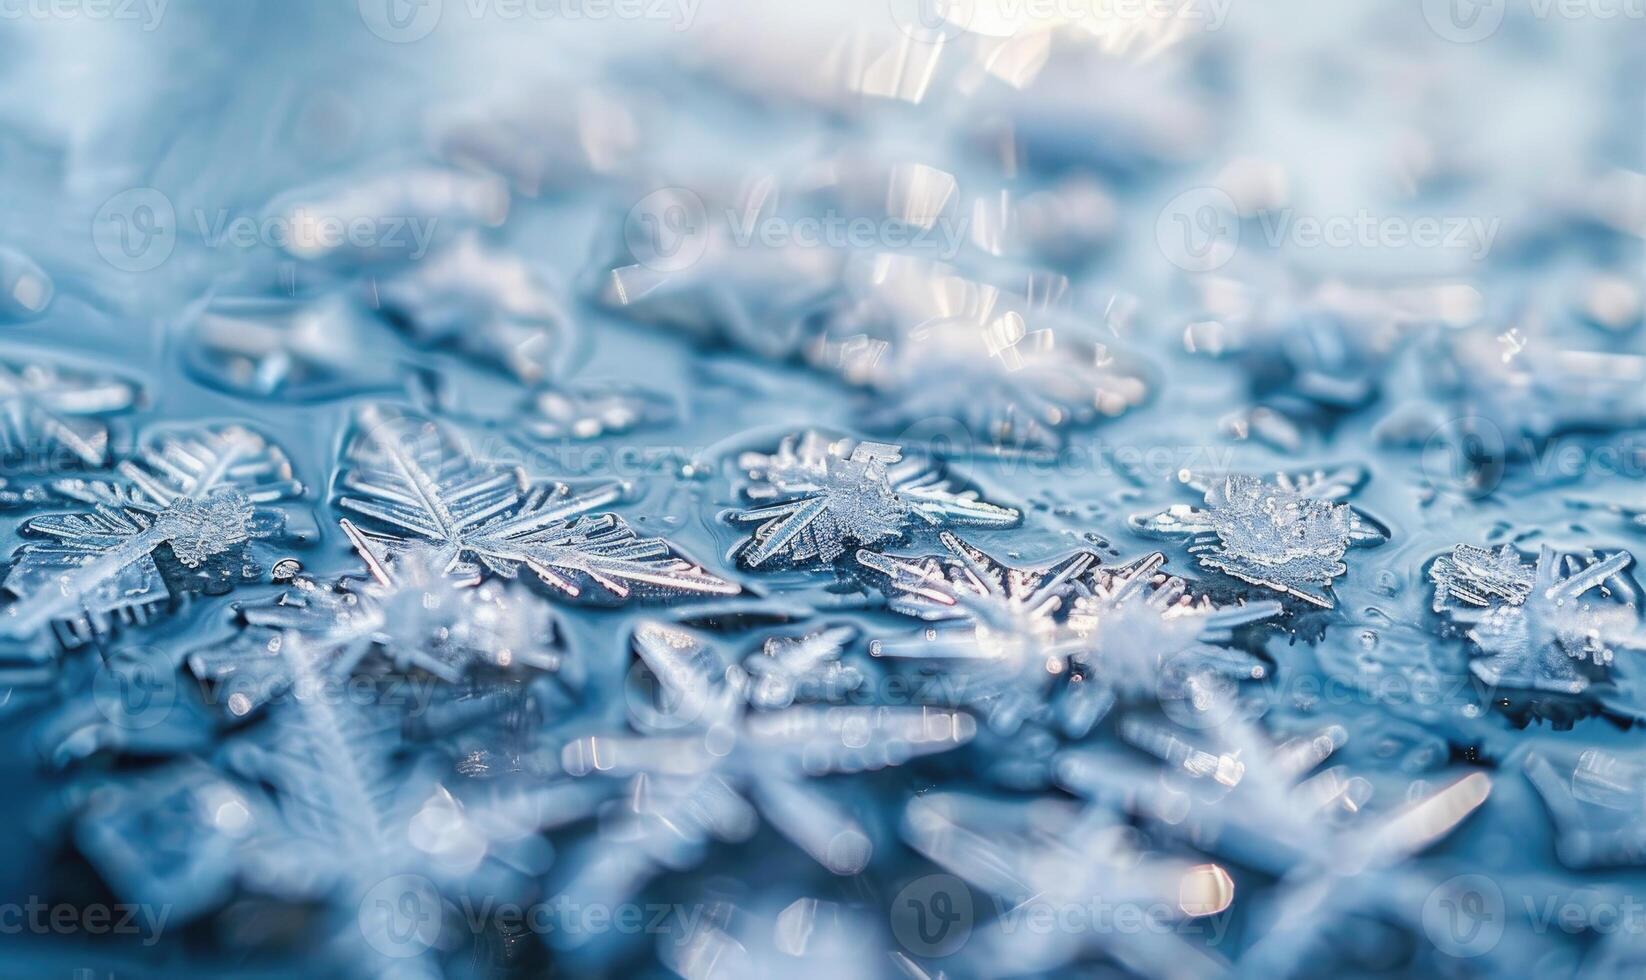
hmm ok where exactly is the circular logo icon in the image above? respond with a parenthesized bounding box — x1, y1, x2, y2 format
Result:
(1420, 416, 1506, 500)
(890, 874, 973, 958)
(1422, 873, 1504, 957)
(623, 655, 711, 732)
(624, 187, 710, 274)
(92, 648, 178, 731)
(1158, 655, 1246, 731)
(1156, 187, 1239, 273)
(888, 0, 975, 42)
(92, 188, 176, 273)
(360, 0, 443, 43)
(1422, 0, 1506, 43)
(359, 874, 443, 958)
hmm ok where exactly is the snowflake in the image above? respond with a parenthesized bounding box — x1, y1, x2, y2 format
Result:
(73, 640, 608, 978)
(188, 534, 575, 719)
(1062, 716, 1492, 977)
(901, 791, 1236, 978)
(336, 406, 738, 602)
(0, 355, 141, 472)
(1525, 748, 1646, 868)
(1428, 543, 1535, 613)
(1131, 467, 1388, 608)
(1444, 546, 1642, 696)
(181, 294, 405, 401)
(367, 233, 574, 385)
(1, 425, 307, 646)
(809, 258, 1149, 452)
(555, 621, 974, 895)
(729, 432, 1019, 568)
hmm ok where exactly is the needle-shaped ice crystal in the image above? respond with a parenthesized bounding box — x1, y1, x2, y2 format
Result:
(1131, 467, 1388, 608)
(730, 432, 1019, 568)
(335, 406, 738, 602)
(1525, 748, 1646, 868)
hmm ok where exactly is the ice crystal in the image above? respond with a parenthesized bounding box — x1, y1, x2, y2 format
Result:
(181, 295, 405, 401)
(188, 535, 573, 719)
(0, 246, 52, 321)
(335, 406, 737, 602)
(1525, 748, 1646, 868)
(520, 382, 676, 442)
(901, 792, 1234, 978)
(0, 355, 141, 471)
(1, 425, 305, 646)
(860, 536, 1276, 736)
(730, 432, 1019, 568)
(1428, 543, 1535, 613)
(810, 258, 1150, 451)
(368, 233, 574, 385)
(557, 621, 974, 889)
(1444, 546, 1642, 696)
(1131, 467, 1388, 608)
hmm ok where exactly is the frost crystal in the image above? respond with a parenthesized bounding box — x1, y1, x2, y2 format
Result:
(0, 356, 140, 470)
(1444, 546, 1642, 695)
(521, 382, 676, 442)
(860, 535, 1276, 735)
(730, 432, 1019, 568)
(181, 295, 404, 401)
(558, 621, 973, 889)
(1428, 543, 1535, 612)
(368, 233, 574, 385)
(1, 426, 305, 646)
(811, 258, 1149, 451)
(336, 406, 737, 601)
(188, 535, 574, 718)
(1131, 467, 1387, 608)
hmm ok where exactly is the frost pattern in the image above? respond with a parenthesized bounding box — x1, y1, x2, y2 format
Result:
(1, 426, 304, 646)
(730, 432, 1019, 568)
(1131, 467, 1387, 608)
(1428, 543, 1535, 612)
(336, 406, 737, 602)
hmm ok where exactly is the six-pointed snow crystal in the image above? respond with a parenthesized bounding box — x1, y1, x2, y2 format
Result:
(730, 432, 1019, 568)
(1, 425, 305, 646)
(1131, 466, 1387, 608)
(335, 406, 737, 602)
